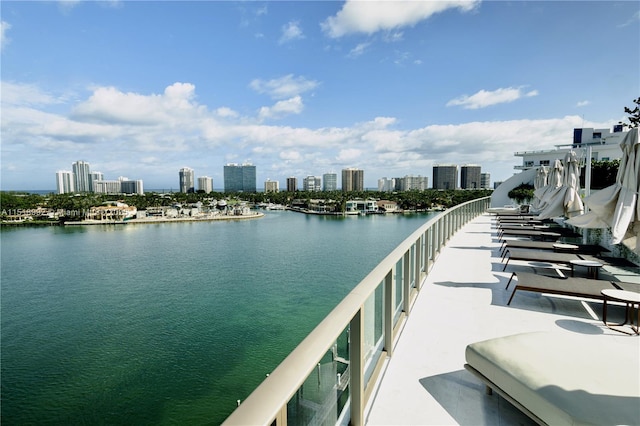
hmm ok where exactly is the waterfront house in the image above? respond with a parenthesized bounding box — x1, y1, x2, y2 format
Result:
(376, 200, 399, 213)
(86, 202, 137, 222)
(345, 199, 379, 215)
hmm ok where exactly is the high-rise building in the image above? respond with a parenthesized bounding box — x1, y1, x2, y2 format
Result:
(89, 171, 104, 192)
(179, 167, 195, 193)
(60, 160, 142, 194)
(378, 177, 392, 192)
(56, 170, 75, 194)
(480, 173, 491, 189)
(401, 175, 429, 191)
(379, 177, 404, 192)
(72, 160, 91, 193)
(93, 180, 122, 194)
(432, 164, 458, 190)
(286, 177, 298, 192)
(120, 179, 144, 195)
(322, 173, 337, 191)
(264, 179, 279, 193)
(303, 176, 322, 192)
(223, 163, 256, 192)
(460, 165, 482, 189)
(93, 178, 144, 195)
(341, 168, 364, 191)
(198, 176, 213, 193)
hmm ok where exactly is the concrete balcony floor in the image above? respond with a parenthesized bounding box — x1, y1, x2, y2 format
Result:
(366, 213, 639, 425)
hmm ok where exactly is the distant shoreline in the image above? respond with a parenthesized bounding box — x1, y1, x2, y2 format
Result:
(63, 212, 265, 225)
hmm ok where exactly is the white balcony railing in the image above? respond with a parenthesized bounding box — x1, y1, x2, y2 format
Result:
(223, 196, 491, 426)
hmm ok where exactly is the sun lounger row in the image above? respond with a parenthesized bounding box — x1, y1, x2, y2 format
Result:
(464, 215, 640, 425)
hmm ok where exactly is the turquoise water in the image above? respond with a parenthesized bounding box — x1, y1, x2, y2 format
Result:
(1, 211, 436, 425)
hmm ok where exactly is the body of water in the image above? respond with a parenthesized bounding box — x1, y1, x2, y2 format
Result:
(1, 211, 436, 425)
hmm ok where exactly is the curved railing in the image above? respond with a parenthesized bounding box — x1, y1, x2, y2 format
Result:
(224, 196, 491, 426)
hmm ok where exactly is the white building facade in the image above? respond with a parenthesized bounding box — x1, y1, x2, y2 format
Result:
(515, 126, 628, 171)
(322, 173, 337, 191)
(264, 179, 279, 193)
(303, 176, 322, 192)
(198, 176, 213, 193)
(378, 177, 396, 192)
(400, 175, 428, 191)
(72, 160, 91, 193)
(481, 173, 491, 189)
(93, 178, 144, 195)
(179, 167, 195, 193)
(56, 170, 75, 194)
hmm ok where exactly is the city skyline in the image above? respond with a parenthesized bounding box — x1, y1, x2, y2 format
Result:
(54, 161, 489, 192)
(2, 1, 638, 190)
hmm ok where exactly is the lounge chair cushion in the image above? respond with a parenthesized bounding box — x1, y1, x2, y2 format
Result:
(465, 331, 640, 425)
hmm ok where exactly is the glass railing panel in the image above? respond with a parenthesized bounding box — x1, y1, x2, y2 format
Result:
(363, 281, 384, 386)
(286, 326, 350, 425)
(420, 233, 426, 273)
(409, 244, 416, 288)
(394, 258, 403, 324)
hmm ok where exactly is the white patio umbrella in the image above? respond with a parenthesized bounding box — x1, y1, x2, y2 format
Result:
(531, 166, 548, 211)
(562, 150, 585, 218)
(534, 159, 563, 213)
(567, 128, 639, 254)
(537, 151, 584, 219)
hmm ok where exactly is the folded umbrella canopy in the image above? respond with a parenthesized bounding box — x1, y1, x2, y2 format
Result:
(566, 128, 639, 254)
(531, 166, 548, 211)
(537, 151, 584, 219)
(533, 159, 562, 213)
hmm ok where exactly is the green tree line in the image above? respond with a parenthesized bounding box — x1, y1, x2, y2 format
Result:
(1, 189, 492, 213)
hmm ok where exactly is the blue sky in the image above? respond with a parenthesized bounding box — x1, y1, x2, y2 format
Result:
(1, 1, 638, 191)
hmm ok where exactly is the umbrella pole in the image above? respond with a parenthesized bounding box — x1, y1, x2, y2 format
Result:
(585, 145, 592, 198)
(583, 145, 592, 244)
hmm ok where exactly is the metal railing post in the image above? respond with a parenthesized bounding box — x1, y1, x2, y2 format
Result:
(384, 270, 394, 357)
(414, 237, 422, 290)
(403, 250, 411, 313)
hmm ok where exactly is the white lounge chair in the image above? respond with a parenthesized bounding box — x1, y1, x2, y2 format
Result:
(465, 331, 640, 425)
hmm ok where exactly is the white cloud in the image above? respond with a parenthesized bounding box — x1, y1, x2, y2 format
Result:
(348, 42, 371, 58)
(1, 21, 12, 51)
(1, 80, 615, 189)
(279, 20, 304, 44)
(336, 148, 363, 163)
(618, 10, 640, 28)
(1, 81, 60, 106)
(249, 74, 319, 99)
(576, 100, 590, 107)
(279, 150, 302, 162)
(216, 107, 239, 118)
(255, 5, 268, 16)
(446, 86, 538, 109)
(72, 82, 200, 124)
(394, 51, 411, 65)
(321, 0, 480, 38)
(57, 0, 81, 13)
(384, 31, 404, 42)
(258, 96, 304, 120)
